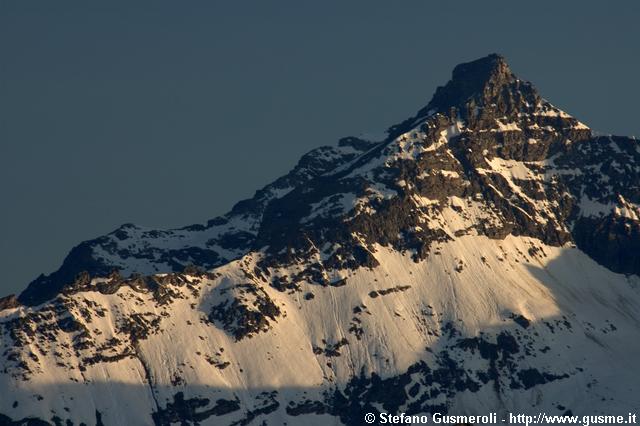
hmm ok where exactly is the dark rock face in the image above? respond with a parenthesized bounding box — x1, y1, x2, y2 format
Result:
(19, 241, 113, 306)
(556, 135, 640, 276)
(0, 413, 51, 425)
(573, 215, 640, 275)
(0, 295, 20, 311)
(208, 283, 281, 341)
(423, 54, 540, 126)
(151, 392, 241, 426)
(287, 322, 573, 426)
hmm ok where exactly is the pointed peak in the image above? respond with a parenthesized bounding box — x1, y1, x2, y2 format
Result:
(385, 54, 533, 138)
(388, 54, 588, 140)
(424, 53, 526, 115)
(450, 53, 511, 83)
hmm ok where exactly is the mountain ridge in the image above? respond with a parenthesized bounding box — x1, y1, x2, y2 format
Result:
(14, 53, 601, 307)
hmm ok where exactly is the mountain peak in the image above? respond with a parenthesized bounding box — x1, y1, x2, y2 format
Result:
(450, 53, 511, 84)
(386, 54, 556, 138)
(428, 53, 515, 109)
(413, 54, 540, 128)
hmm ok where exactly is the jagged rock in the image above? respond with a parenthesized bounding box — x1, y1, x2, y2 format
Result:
(208, 283, 281, 341)
(0, 295, 19, 312)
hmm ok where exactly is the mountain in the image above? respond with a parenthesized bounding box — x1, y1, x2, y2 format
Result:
(1, 54, 639, 426)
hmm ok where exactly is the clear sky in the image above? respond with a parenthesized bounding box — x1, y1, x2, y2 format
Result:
(1, 1, 639, 296)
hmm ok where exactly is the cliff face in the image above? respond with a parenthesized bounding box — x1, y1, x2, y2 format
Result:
(2, 54, 640, 426)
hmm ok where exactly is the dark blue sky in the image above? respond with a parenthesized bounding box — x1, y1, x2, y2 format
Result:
(1, 1, 639, 296)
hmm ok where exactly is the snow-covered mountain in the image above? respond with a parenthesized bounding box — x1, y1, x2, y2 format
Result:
(1, 54, 639, 425)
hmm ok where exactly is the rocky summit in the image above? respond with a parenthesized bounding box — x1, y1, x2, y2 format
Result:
(1, 54, 639, 425)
